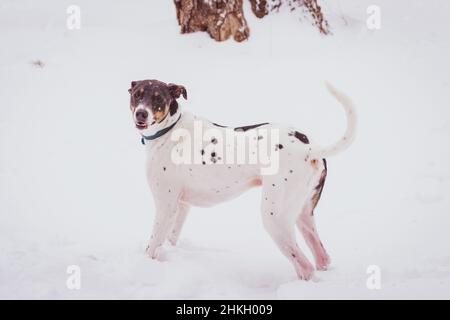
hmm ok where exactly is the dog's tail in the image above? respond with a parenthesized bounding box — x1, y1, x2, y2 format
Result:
(309, 82, 357, 159)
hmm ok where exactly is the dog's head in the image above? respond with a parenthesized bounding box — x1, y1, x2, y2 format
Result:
(128, 79, 187, 132)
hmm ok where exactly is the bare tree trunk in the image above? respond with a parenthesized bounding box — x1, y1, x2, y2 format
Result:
(249, 0, 267, 18)
(301, 0, 330, 35)
(249, 0, 329, 35)
(173, 0, 250, 42)
(173, 0, 329, 42)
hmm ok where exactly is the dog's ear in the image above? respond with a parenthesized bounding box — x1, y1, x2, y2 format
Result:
(128, 81, 138, 94)
(168, 83, 187, 100)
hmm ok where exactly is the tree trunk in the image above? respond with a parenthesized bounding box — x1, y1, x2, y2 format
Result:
(249, 0, 329, 35)
(173, 0, 329, 42)
(249, 0, 268, 18)
(173, 0, 250, 42)
(301, 0, 330, 35)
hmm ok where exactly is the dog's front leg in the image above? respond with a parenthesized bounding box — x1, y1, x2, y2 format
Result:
(167, 202, 190, 246)
(145, 196, 180, 259)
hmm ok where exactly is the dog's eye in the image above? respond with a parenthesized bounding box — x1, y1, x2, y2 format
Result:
(152, 95, 164, 108)
(134, 89, 144, 101)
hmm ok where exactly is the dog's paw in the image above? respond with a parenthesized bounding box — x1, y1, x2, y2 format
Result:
(146, 246, 169, 262)
(297, 263, 315, 281)
(167, 237, 178, 246)
(298, 269, 314, 281)
(316, 254, 331, 271)
(145, 245, 158, 259)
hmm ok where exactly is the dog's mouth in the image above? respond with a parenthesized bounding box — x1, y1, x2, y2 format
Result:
(135, 122, 148, 130)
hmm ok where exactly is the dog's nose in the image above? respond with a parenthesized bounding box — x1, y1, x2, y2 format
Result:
(136, 110, 148, 123)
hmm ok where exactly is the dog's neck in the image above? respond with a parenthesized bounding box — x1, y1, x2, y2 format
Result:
(140, 110, 182, 145)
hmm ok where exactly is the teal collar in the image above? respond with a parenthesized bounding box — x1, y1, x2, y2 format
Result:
(141, 114, 182, 145)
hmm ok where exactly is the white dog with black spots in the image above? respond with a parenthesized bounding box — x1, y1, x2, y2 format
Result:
(129, 80, 356, 280)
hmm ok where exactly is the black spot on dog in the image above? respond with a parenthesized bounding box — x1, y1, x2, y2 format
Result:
(211, 157, 217, 164)
(202, 161, 206, 165)
(272, 184, 275, 187)
(289, 169, 293, 173)
(211, 137, 218, 144)
(270, 212, 274, 215)
(234, 123, 269, 132)
(289, 131, 309, 144)
(211, 152, 216, 157)
(201, 149, 205, 155)
(275, 144, 284, 151)
(311, 159, 328, 215)
(291, 253, 296, 258)
(212, 122, 227, 128)
(257, 135, 264, 140)
(163, 167, 166, 171)
(284, 178, 288, 181)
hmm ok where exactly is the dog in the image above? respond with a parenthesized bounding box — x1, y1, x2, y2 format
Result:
(128, 79, 356, 280)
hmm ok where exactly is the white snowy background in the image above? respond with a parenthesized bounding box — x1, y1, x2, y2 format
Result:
(1, 0, 449, 299)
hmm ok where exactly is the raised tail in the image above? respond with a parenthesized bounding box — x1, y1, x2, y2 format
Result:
(309, 82, 357, 159)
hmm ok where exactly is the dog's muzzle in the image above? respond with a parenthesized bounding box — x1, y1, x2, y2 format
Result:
(135, 109, 148, 129)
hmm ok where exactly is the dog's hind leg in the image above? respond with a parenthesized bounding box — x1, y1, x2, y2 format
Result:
(296, 161, 330, 270)
(261, 182, 315, 280)
(297, 203, 331, 271)
(167, 202, 190, 246)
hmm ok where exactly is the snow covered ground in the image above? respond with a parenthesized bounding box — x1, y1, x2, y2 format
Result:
(1, 0, 449, 299)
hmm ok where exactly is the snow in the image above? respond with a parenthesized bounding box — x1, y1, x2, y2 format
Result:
(1, 0, 450, 299)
